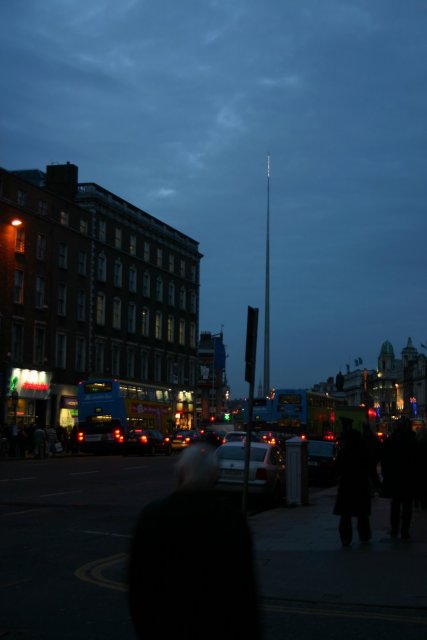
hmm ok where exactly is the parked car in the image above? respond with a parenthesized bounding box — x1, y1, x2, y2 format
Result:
(215, 441, 286, 507)
(170, 429, 201, 451)
(306, 439, 339, 485)
(123, 429, 172, 456)
(222, 430, 261, 444)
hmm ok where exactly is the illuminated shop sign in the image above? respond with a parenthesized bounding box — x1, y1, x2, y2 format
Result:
(10, 368, 51, 398)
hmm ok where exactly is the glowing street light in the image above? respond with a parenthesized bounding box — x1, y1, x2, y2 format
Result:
(11, 218, 22, 226)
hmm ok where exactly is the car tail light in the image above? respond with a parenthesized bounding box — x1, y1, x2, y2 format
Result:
(164, 436, 170, 443)
(184, 437, 191, 443)
(77, 431, 84, 442)
(114, 429, 123, 442)
(140, 435, 148, 444)
(270, 437, 277, 445)
(255, 467, 268, 481)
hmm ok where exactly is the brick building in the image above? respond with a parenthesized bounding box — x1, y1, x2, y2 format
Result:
(0, 162, 201, 431)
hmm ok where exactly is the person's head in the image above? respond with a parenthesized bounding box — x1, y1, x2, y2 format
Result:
(175, 443, 219, 491)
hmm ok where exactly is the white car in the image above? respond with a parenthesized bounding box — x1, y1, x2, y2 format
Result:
(215, 441, 286, 507)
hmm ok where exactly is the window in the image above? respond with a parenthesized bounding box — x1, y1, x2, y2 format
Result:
(97, 252, 107, 281)
(129, 265, 137, 293)
(55, 333, 67, 368)
(112, 344, 121, 376)
(169, 253, 174, 273)
(155, 353, 162, 382)
(115, 227, 122, 249)
(141, 308, 149, 337)
(38, 200, 48, 215)
(179, 319, 185, 345)
(17, 190, 26, 206)
(11, 323, 23, 361)
(156, 276, 163, 302)
(96, 292, 106, 325)
(77, 290, 86, 321)
(113, 259, 123, 288)
(78, 251, 87, 276)
(113, 298, 122, 329)
(190, 322, 196, 348)
(75, 337, 86, 372)
(34, 325, 46, 365)
(156, 247, 163, 267)
(129, 234, 136, 255)
(60, 210, 69, 226)
(141, 350, 148, 380)
(98, 220, 106, 242)
(128, 302, 136, 333)
(126, 347, 135, 378)
(58, 243, 68, 269)
(95, 340, 105, 373)
(191, 264, 197, 283)
(14, 270, 24, 304)
(80, 219, 88, 234)
(143, 271, 150, 297)
(167, 316, 174, 342)
(168, 282, 175, 306)
(179, 287, 186, 310)
(35, 276, 45, 309)
(180, 259, 186, 277)
(57, 284, 67, 316)
(155, 311, 162, 340)
(15, 226, 25, 253)
(144, 241, 150, 262)
(190, 290, 197, 313)
(36, 234, 46, 260)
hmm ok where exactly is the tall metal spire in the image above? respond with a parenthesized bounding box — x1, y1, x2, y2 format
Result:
(263, 154, 270, 397)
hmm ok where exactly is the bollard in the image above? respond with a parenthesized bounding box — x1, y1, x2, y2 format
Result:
(285, 436, 309, 506)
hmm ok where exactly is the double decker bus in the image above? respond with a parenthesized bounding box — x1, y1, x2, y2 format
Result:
(270, 389, 374, 439)
(77, 379, 173, 453)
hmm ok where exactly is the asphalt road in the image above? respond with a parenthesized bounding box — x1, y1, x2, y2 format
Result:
(1, 454, 426, 640)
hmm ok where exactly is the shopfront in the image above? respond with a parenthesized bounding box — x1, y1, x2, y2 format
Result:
(6, 368, 51, 427)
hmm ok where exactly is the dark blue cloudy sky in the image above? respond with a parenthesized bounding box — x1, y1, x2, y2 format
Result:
(2, 1, 427, 398)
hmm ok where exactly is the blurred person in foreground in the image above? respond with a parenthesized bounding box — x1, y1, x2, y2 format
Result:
(380, 416, 418, 539)
(128, 443, 262, 640)
(333, 417, 372, 546)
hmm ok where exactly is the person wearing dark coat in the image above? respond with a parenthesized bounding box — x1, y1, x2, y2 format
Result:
(380, 416, 418, 539)
(415, 426, 427, 510)
(128, 444, 262, 640)
(333, 418, 372, 546)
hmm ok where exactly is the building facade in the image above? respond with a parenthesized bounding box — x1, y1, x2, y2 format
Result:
(0, 162, 202, 431)
(196, 331, 229, 424)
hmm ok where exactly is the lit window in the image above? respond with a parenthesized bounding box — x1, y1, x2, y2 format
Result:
(179, 319, 185, 345)
(59, 210, 69, 225)
(15, 226, 25, 253)
(167, 316, 174, 342)
(96, 292, 106, 325)
(155, 311, 162, 340)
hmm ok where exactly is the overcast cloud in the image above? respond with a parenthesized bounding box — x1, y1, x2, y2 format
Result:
(2, 0, 427, 397)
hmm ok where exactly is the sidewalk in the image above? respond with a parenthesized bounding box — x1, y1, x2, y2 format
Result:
(250, 486, 427, 608)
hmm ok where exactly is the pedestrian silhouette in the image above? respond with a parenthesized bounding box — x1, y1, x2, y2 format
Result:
(128, 443, 262, 640)
(333, 417, 372, 546)
(380, 416, 418, 539)
(415, 425, 427, 510)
